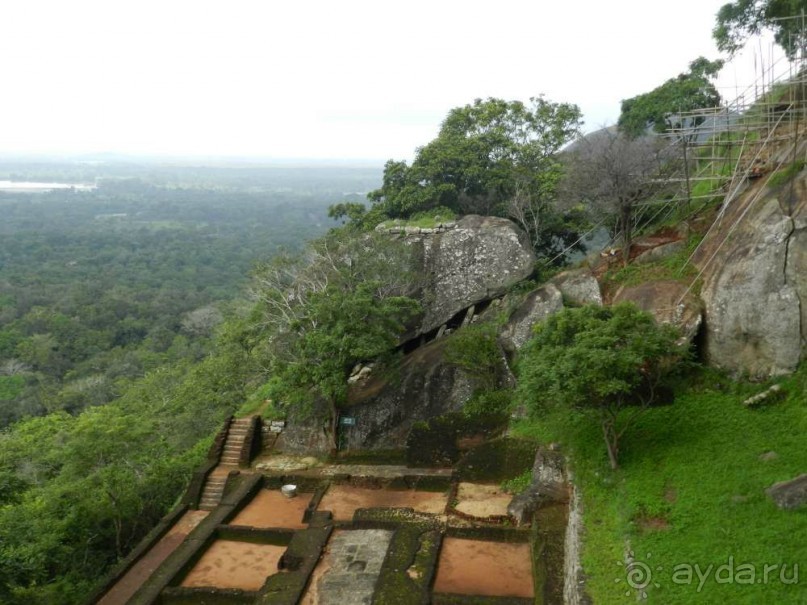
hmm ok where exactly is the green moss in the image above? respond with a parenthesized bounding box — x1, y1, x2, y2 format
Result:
(378, 207, 458, 230)
(406, 411, 508, 467)
(373, 527, 439, 605)
(328, 448, 407, 465)
(501, 470, 533, 494)
(768, 160, 805, 188)
(455, 437, 536, 483)
(601, 235, 701, 291)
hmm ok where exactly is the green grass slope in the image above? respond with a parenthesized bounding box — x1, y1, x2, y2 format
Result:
(514, 366, 807, 603)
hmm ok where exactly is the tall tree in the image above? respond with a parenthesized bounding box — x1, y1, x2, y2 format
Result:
(250, 231, 420, 449)
(618, 57, 724, 139)
(562, 129, 673, 264)
(517, 304, 685, 470)
(360, 97, 583, 258)
(714, 0, 807, 59)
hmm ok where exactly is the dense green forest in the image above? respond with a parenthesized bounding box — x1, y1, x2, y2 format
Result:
(0, 163, 379, 427)
(0, 159, 381, 603)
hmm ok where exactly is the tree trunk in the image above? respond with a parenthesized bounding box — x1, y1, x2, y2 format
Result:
(327, 398, 339, 454)
(601, 417, 620, 470)
(620, 201, 632, 267)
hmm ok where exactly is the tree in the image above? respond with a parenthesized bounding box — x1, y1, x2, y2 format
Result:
(714, 0, 807, 59)
(562, 128, 674, 264)
(363, 97, 583, 258)
(517, 304, 685, 470)
(618, 57, 724, 139)
(250, 231, 421, 449)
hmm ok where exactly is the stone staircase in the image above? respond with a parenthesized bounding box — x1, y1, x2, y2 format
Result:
(197, 417, 253, 511)
(198, 473, 228, 511)
(220, 417, 252, 466)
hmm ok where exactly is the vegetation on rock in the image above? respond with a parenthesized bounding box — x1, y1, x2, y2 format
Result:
(333, 96, 588, 262)
(250, 230, 420, 449)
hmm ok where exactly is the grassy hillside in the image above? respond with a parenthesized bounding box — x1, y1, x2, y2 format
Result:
(514, 365, 807, 603)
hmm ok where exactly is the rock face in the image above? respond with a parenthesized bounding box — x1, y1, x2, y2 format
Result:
(500, 284, 564, 352)
(276, 398, 332, 455)
(507, 448, 568, 525)
(550, 268, 603, 306)
(406, 215, 535, 337)
(696, 175, 806, 377)
(766, 474, 807, 510)
(339, 338, 506, 450)
(633, 240, 686, 265)
(613, 280, 703, 344)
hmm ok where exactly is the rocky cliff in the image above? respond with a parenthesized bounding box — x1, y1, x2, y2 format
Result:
(403, 215, 535, 338)
(695, 171, 806, 377)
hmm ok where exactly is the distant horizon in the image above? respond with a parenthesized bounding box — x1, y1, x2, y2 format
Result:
(0, 151, 387, 167)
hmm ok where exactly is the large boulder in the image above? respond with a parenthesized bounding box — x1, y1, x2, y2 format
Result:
(550, 268, 603, 306)
(696, 175, 806, 377)
(507, 447, 569, 525)
(338, 337, 509, 450)
(766, 474, 807, 510)
(405, 215, 535, 337)
(613, 280, 703, 344)
(500, 284, 564, 351)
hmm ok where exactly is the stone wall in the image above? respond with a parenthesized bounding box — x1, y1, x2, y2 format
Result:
(563, 482, 587, 605)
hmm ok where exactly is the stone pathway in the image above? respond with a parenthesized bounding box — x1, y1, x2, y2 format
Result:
(303, 529, 393, 605)
(253, 455, 453, 479)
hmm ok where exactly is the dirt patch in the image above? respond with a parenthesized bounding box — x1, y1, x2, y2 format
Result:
(180, 539, 286, 590)
(434, 538, 534, 598)
(453, 483, 511, 518)
(300, 546, 330, 605)
(664, 486, 678, 503)
(317, 484, 448, 520)
(98, 510, 208, 605)
(231, 488, 311, 529)
(636, 515, 671, 532)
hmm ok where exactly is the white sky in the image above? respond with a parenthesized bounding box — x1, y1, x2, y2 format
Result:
(0, 0, 789, 161)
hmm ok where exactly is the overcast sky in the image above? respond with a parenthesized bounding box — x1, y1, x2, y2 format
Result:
(0, 0, 789, 161)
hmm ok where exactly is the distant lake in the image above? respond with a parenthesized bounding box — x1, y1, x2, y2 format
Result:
(0, 180, 97, 192)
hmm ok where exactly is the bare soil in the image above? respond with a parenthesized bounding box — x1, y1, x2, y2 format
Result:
(180, 539, 286, 590)
(299, 549, 330, 605)
(98, 510, 208, 604)
(454, 483, 511, 517)
(636, 515, 671, 532)
(317, 485, 447, 520)
(231, 488, 311, 529)
(433, 538, 534, 598)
